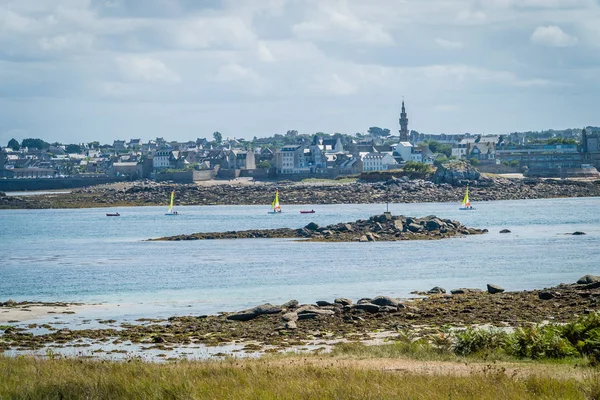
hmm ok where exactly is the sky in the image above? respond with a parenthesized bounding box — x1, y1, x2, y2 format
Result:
(1, 0, 599, 145)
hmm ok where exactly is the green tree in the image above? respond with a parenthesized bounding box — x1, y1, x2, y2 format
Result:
(433, 155, 449, 168)
(368, 127, 391, 137)
(213, 131, 223, 143)
(257, 160, 272, 168)
(7, 138, 20, 151)
(21, 138, 50, 149)
(425, 140, 452, 157)
(509, 160, 519, 167)
(468, 158, 480, 166)
(66, 144, 82, 153)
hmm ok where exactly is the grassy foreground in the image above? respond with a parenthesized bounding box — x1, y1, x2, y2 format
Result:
(1, 353, 600, 400)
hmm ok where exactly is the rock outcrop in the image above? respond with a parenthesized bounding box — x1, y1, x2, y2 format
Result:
(151, 214, 488, 242)
(433, 160, 484, 185)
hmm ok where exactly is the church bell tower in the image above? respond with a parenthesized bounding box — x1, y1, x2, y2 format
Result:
(399, 100, 409, 142)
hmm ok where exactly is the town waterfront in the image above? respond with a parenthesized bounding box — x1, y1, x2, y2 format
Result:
(1, 197, 599, 323)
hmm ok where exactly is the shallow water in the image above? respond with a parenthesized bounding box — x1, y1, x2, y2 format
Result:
(1, 197, 598, 323)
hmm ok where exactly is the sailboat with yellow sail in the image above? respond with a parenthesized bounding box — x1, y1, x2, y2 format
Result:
(268, 189, 282, 214)
(165, 190, 178, 215)
(459, 186, 475, 210)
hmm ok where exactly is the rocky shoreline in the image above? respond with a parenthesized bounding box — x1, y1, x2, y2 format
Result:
(151, 213, 487, 242)
(1, 176, 600, 209)
(2, 277, 599, 354)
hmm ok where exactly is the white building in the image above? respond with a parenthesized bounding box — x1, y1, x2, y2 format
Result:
(361, 152, 398, 171)
(153, 150, 173, 170)
(393, 142, 422, 163)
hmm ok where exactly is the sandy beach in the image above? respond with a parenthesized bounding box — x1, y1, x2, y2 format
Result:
(0, 302, 106, 323)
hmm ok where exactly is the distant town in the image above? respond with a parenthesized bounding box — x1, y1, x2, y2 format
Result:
(2, 102, 600, 190)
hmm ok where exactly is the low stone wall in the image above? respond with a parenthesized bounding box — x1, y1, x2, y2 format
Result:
(155, 169, 217, 183)
(0, 176, 118, 192)
(217, 168, 240, 180)
(477, 164, 521, 174)
(239, 168, 273, 179)
(526, 167, 600, 178)
(276, 169, 339, 181)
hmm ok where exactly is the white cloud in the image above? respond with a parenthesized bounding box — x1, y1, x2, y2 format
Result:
(175, 17, 256, 49)
(530, 25, 578, 47)
(0, 0, 598, 143)
(292, 1, 394, 45)
(39, 33, 94, 53)
(313, 73, 357, 95)
(456, 9, 486, 25)
(116, 56, 181, 83)
(216, 63, 260, 82)
(482, 0, 591, 9)
(256, 41, 275, 62)
(435, 38, 464, 50)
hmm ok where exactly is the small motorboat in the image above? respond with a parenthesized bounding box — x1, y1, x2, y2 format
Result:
(106, 212, 120, 217)
(300, 210, 315, 214)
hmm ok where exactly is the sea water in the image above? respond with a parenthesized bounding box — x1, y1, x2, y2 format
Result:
(1, 197, 599, 322)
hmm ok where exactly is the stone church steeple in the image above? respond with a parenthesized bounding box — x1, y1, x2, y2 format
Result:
(399, 100, 409, 142)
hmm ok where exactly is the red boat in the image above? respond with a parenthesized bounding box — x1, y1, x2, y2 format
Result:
(106, 212, 120, 217)
(300, 210, 315, 214)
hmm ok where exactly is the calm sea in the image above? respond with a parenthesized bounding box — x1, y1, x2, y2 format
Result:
(1, 197, 598, 321)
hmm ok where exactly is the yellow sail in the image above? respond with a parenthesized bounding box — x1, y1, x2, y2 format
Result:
(168, 191, 174, 212)
(461, 187, 470, 208)
(272, 190, 281, 212)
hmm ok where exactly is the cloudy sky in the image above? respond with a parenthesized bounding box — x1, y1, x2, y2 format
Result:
(1, 0, 598, 145)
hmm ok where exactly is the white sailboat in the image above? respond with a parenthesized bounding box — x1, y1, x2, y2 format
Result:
(459, 186, 475, 210)
(268, 189, 282, 214)
(165, 190, 178, 215)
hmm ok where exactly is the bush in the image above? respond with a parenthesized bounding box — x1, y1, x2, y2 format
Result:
(454, 328, 508, 356)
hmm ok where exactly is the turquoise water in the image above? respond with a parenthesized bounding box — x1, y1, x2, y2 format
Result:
(1, 197, 598, 320)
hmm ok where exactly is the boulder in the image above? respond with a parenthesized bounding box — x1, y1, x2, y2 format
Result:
(281, 312, 298, 322)
(487, 284, 505, 294)
(357, 298, 372, 304)
(282, 299, 299, 309)
(450, 288, 482, 295)
(433, 160, 481, 185)
(284, 320, 297, 329)
(499, 229, 511, 234)
(371, 295, 401, 308)
(424, 218, 442, 231)
(316, 300, 334, 307)
(226, 303, 282, 321)
(334, 298, 353, 306)
(304, 222, 319, 231)
(407, 223, 423, 233)
(577, 275, 600, 284)
(393, 220, 404, 231)
(538, 291, 560, 300)
(572, 231, 586, 235)
(359, 235, 369, 242)
(353, 303, 380, 313)
(427, 286, 446, 294)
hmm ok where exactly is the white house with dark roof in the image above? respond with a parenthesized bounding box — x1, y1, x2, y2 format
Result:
(361, 152, 397, 171)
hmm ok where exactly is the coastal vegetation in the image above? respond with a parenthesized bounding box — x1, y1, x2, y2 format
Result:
(1, 349, 599, 399)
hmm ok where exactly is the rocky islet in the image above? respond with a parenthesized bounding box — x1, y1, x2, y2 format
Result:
(150, 213, 488, 242)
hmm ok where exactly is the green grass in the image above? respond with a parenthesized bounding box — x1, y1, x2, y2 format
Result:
(0, 355, 597, 400)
